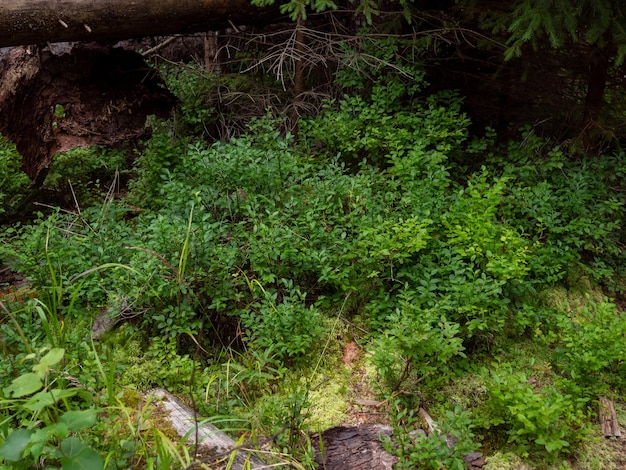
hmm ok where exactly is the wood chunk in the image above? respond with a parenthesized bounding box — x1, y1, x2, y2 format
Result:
(599, 397, 622, 439)
(465, 451, 486, 468)
(312, 424, 397, 470)
(418, 407, 438, 435)
(0, 1, 271, 48)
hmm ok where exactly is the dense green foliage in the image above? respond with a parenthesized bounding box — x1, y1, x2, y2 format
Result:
(1, 28, 626, 469)
(493, 0, 626, 62)
(0, 139, 29, 218)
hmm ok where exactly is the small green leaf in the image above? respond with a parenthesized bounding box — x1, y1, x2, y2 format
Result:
(3, 373, 43, 398)
(0, 429, 33, 461)
(33, 348, 65, 378)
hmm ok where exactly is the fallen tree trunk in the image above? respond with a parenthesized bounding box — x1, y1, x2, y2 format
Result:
(0, 1, 274, 47)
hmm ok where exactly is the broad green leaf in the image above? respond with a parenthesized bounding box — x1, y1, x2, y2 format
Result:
(23, 388, 80, 412)
(29, 423, 69, 461)
(0, 429, 32, 461)
(60, 436, 85, 458)
(3, 373, 43, 398)
(60, 438, 103, 470)
(40, 348, 65, 367)
(59, 409, 97, 432)
(61, 447, 104, 470)
(31, 422, 69, 445)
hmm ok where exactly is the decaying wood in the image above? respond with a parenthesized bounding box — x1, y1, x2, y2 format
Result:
(152, 388, 398, 470)
(149, 387, 485, 469)
(149, 388, 266, 470)
(418, 407, 438, 435)
(204, 32, 220, 73)
(0, 1, 274, 48)
(312, 424, 397, 470)
(599, 397, 622, 439)
(0, 43, 175, 184)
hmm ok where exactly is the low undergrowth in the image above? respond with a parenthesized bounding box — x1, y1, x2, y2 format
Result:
(1, 57, 626, 469)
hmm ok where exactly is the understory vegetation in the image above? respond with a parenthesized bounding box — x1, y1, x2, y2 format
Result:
(2, 29, 626, 470)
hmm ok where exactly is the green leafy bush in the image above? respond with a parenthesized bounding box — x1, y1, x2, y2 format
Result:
(371, 289, 466, 391)
(43, 146, 127, 195)
(481, 368, 589, 459)
(239, 282, 326, 362)
(384, 404, 478, 470)
(553, 299, 626, 389)
(0, 348, 103, 469)
(0, 137, 30, 218)
(490, 129, 626, 286)
(5, 47, 626, 468)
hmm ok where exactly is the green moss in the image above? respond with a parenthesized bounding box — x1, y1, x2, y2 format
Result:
(307, 370, 350, 430)
(433, 372, 489, 412)
(119, 388, 143, 409)
(572, 433, 623, 470)
(540, 270, 606, 315)
(483, 452, 534, 470)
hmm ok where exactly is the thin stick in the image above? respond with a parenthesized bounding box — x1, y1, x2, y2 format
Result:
(142, 36, 179, 57)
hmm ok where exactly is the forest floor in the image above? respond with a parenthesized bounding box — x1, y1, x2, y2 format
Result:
(2, 239, 626, 470)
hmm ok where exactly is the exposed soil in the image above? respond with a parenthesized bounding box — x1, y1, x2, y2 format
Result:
(341, 340, 392, 427)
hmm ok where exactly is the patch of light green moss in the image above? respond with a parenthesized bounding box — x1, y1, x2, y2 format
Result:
(540, 271, 605, 314)
(483, 452, 534, 470)
(299, 314, 357, 429)
(361, 351, 388, 397)
(434, 372, 489, 412)
(307, 369, 350, 430)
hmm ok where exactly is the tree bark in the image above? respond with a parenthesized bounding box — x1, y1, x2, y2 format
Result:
(581, 38, 613, 151)
(0, 0, 274, 47)
(582, 44, 610, 127)
(599, 397, 622, 439)
(291, 17, 306, 137)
